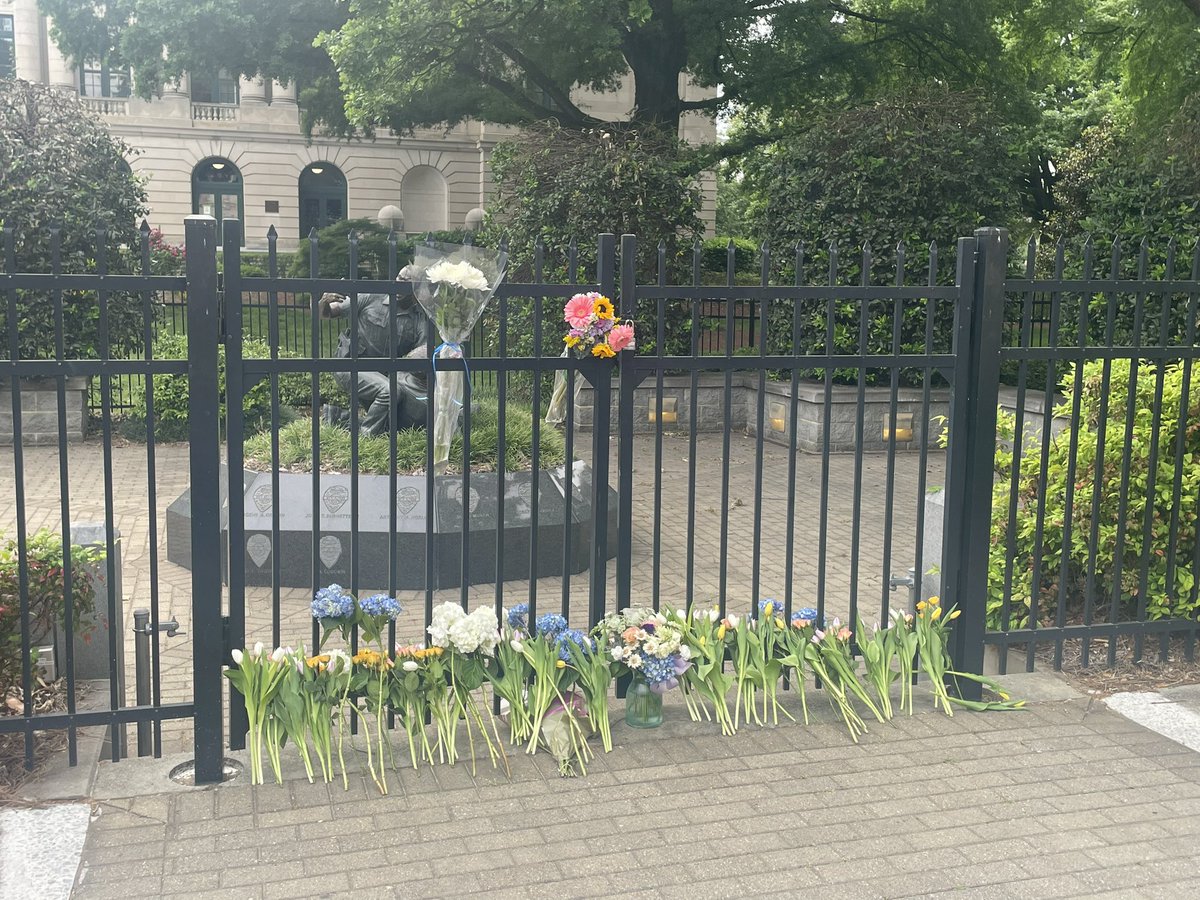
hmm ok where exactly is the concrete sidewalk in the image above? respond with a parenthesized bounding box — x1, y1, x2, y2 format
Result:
(64, 673, 1200, 900)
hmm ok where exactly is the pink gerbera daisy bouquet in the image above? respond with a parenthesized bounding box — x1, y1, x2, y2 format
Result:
(562, 292, 635, 359)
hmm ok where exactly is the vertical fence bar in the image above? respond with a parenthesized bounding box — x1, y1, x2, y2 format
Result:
(848, 244, 870, 633)
(783, 242, 804, 621)
(185, 215, 225, 782)
(652, 242, 666, 611)
(685, 241, 701, 609)
(611, 235, 632, 614)
(718, 241, 735, 616)
(816, 243, 837, 625)
(51, 227, 78, 764)
(750, 243, 769, 610)
(222, 219, 248, 751)
(943, 228, 1007, 696)
(3, 226, 34, 769)
(881, 243, 904, 625)
(266, 228, 283, 648)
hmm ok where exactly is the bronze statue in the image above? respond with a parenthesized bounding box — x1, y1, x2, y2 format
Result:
(317, 279, 430, 434)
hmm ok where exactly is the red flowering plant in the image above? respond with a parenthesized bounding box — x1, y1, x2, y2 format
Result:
(0, 531, 102, 693)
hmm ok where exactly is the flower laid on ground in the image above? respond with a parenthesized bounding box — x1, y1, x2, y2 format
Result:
(857, 617, 897, 721)
(914, 597, 1026, 713)
(669, 606, 736, 736)
(521, 625, 590, 773)
(486, 607, 534, 744)
(299, 647, 352, 787)
(889, 609, 918, 716)
(427, 602, 507, 776)
(561, 631, 614, 752)
(224, 643, 288, 785)
(312, 584, 356, 648)
(562, 292, 635, 359)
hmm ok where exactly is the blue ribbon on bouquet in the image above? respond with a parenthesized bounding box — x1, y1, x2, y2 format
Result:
(431, 341, 469, 407)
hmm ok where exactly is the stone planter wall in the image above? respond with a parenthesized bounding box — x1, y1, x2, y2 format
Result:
(0, 376, 88, 445)
(576, 374, 952, 453)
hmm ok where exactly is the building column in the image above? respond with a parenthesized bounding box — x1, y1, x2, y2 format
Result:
(162, 72, 190, 100)
(45, 41, 78, 94)
(271, 79, 297, 107)
(240, 75, 268, 106)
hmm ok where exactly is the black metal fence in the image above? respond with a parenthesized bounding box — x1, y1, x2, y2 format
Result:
(3, 218, 1199, 783)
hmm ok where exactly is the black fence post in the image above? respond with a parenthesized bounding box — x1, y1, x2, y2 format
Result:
(942, 227, 1008, 698)
(588, 235, 619, 627)
(185, 215, 226, 782)
(615, 234, 635, 613)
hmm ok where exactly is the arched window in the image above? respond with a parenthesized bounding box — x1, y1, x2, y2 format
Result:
(401, 165, 448, 233)
(298, 163, 347, 237)
(192, 158, 244, 238)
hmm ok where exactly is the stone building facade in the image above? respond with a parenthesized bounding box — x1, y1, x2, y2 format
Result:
(2, 0, 715, 251)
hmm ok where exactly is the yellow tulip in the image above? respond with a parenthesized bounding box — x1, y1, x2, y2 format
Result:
(916, 601, 927, 612)
(717, 625, 727, 641)
(931, 607, 942, 621)
(555, 660, 566, 669)
(948, 609, 961, 620)
(928, 596, 941, 606)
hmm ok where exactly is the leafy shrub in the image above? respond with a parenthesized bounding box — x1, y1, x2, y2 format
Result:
(245, 393, 565, 475)
(740, 88, 1025, 384)
(0, 531, 102, 692)
(0, 80, 148, 360)
(121, 333, 342, 441)
(988, 359, 1200, 630)
(701, 238, 759, 274)
(286, 218, 471, 279)
(482, 122, 703, 357)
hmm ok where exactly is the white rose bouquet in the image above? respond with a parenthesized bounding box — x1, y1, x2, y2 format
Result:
(410, 242, 508, 473)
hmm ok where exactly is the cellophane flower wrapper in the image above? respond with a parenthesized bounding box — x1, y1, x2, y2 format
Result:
(411, 242, 508, 473)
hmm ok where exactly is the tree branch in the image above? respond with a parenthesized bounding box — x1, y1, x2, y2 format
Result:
(485, 35, 600, 125)
(453, 61, 592, 126)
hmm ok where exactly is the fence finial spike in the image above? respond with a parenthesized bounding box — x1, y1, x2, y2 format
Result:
(727, 238, 735, 250)
(568, 236, 578, 251)
(139, 219, 151, 235)
(658, 239, 667, 252)
(1139, 234, 1150, 252)
(692, 237, 702, 252)
(267, 224, 278, 239)
(1167, 235, 1178, 253)
(308, 227, 319, 240)
(1026, 234, 1036, 251)
(895, 239, 905, 255)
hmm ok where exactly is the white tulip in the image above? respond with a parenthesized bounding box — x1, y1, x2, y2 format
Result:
(270, 647, 286, 663)
(708, 608, 719, 621)
(610, 647, 623, 661)
(253, 641, 265, 659)
(402, 660, 419, 672)
(511, 640, 525, 653)
(231, 648, 244, 666)
(727, 614, 740, 628)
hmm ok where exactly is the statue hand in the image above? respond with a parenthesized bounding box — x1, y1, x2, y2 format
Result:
(318, 292, 347, 318)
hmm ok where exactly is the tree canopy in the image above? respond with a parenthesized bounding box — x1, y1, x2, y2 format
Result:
(40, 1, 1030, 140)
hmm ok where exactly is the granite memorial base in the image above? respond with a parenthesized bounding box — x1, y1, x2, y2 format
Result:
(165, 462, 617, 590)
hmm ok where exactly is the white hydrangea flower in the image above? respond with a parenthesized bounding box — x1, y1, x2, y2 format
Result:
(428, 601, 466, 648)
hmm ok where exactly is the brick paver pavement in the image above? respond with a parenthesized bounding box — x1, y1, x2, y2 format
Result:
(69, 688, 1200, 899)
(0, 432, 943, 754)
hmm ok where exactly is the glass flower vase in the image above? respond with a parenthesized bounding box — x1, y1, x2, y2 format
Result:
(625, 676, 663, 729)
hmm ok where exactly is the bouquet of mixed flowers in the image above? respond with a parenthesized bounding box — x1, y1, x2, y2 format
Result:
(596, 607, 691, 692)
(778, 607, 820, 725)
(562, 292, 635, 359)
(298, 648, 353, 787)
(410, 242, 508, 472)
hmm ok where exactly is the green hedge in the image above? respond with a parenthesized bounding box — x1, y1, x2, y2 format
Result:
(988, 359, 1200, 629)
(121, 334, 344, 442)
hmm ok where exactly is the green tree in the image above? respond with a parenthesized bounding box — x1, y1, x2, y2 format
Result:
(42, 1, 1027, 146)
(737, 88, 1025, 382)
(0, 79, 147, 359)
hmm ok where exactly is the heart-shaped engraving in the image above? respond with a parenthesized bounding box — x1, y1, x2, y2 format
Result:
(253, 484, 273, 514)
(322, 485, 349, 514)
(246, 534, 271, 568)
(319, 535, 342, 568)
(517, 480, 533, 503)
(396, 486, 420, 516)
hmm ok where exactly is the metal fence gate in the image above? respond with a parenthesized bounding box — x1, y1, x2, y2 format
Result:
(4, 217, 1199, 785)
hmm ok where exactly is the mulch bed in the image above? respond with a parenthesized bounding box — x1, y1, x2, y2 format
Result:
(1, 679, 73, 799)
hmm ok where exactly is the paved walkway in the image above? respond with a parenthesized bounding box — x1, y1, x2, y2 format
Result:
(67, 675, 1200, 899)
(0, 432, 942, 754)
